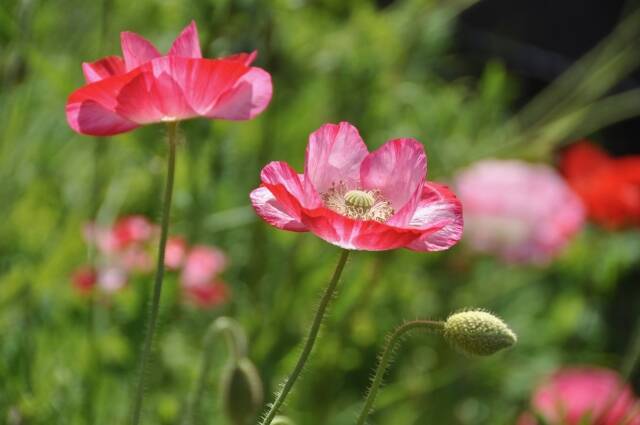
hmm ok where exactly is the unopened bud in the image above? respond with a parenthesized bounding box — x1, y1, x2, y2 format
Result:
(220, 358, 263, 425)
(443, 310, 517, 356)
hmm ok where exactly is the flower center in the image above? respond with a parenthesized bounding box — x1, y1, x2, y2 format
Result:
(321, 181, 394, 222)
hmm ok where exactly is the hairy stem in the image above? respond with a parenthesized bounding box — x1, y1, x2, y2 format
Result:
(131, 122, 179, 425)
(356, 320, 445, 425)
(260, 250, 351, 425)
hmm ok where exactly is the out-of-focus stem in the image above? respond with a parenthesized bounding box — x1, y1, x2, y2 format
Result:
(356, 320, 445, 425)
(130, 122, 179, 425)
(260, 250, 351, 425)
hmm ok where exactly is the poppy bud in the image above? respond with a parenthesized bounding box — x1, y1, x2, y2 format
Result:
(220, 358, 263, 425)
(443, 310, 517, 356)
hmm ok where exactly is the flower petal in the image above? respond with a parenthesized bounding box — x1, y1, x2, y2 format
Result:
(206, 67, 273, 120)
(250, 187, 307, 231)
(304, 122, 369, 194)
(405, 183, 464, 252)
(120, 31, 161, 71)
(223, 51, 258, 66)
(260, 161, 320, 211)
(66, 71, 141, 136)
(82, 56, 126, 83)
(360, 138, 427, 211)
(300, 208, 422, 251)
(168, 20, 202, 58)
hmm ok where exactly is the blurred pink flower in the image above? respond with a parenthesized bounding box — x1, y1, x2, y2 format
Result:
(84, 215, 155, 254)
(119, 246, 154, 273)
(71, 266, 97, 294)
(165, 236, 188, 270)
(250, 122, 463, 251)
(184, 281, 230, 309)
(66, 21, 272, 136)
(455, 160, 585, 264)
(97, 266, 128, 293)
(518, 367, 640, 425)
(180, 245, 228, 287)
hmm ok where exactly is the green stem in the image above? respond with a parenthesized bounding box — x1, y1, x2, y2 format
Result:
(356, 320, 444, 425)
(260, 250, 351, 425)
(131, 122, 179, 425)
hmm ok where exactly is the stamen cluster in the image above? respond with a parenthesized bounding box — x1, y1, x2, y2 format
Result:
(322, 181, 394, 222)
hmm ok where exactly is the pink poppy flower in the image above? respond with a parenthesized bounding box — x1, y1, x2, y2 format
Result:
(165, 236, 188, 270)
(455, 160, 584, 264)
(184, 281, 230, 309)
(518, 367, 640, 425)
(250, 122, 463, 251)
(111, 215, 155, 248)
(84, 215, 155, 254)
(180, 245, 228, 288)
(66, 21, 272, 136)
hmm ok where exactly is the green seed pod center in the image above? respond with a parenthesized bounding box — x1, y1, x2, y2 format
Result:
(344, 190, 376, 209)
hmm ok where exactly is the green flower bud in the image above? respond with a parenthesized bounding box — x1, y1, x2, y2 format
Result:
(443, 310, 517, 356)
(220, 358, 263, 425)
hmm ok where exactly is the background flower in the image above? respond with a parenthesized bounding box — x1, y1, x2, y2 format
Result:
(455, 160, 585, 264)
(518, 367, 640, 425)
(561, 141, 640, 229)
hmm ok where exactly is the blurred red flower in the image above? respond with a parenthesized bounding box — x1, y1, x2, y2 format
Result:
(250, 122, 463, 251)
(66, 21, 272, 136)
(518, 367, 640, 425)
(560, 141, 640, 229)
(71, 266, 97, 294)
(184, 281, 230, 309)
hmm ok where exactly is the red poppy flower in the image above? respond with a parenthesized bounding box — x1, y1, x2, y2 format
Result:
(250, 122, 463, 251)
(71, 266, 97, 294)
(518, 367, 640, 425)
(560, 141, 640, 229)
(66, 21, 272, 136)
(184, 281, 230, 309)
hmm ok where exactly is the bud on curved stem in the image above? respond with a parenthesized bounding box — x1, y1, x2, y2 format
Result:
(356, 310, 516, 425)
(220, 357, 263, 425)
(443, 310, 517, 356)
(181, 317, 251, 425)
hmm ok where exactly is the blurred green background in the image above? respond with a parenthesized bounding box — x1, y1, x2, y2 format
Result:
(1, 0, 640, 424)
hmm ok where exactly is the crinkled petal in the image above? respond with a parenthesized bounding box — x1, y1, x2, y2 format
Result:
(260, 161, 320, 211)
(250, 187, 307, 231)
(66, 70, 141, 136)
(82, 56, 126, 83)
(304, 122, 369, 194)
(360, 138, 427, 211)
(120, 31, 161, 71)
(206, 67, 273, 120)
(405, 183, 464, 251)
(300, 208, 422, 251)
(168, 21, 202, 58)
